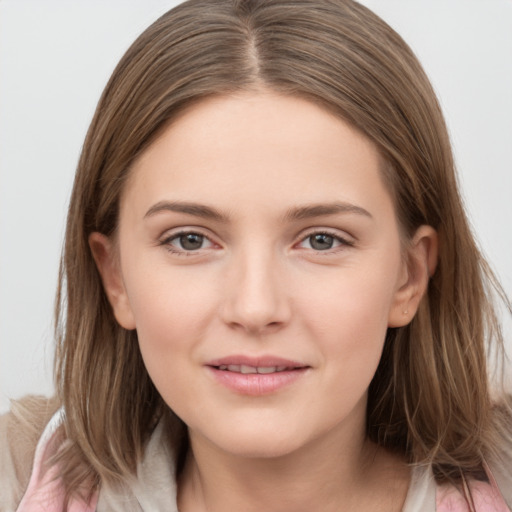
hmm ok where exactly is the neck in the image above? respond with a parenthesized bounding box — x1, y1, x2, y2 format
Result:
(177, 420, 409, 512)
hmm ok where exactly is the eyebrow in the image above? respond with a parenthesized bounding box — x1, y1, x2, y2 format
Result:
(144, 200, 372, 223)
(144, 200, 229, 222)
(283, 202, 373, 221)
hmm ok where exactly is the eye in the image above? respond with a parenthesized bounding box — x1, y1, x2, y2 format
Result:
(297, 231, 353, 252)
(162, 231, 215, 253)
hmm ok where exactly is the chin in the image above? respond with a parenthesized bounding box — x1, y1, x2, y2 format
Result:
(219, 435, 303, 459)
(191, 417, 316, 460)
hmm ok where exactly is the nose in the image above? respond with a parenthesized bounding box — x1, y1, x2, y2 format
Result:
(221, 248, 291, 335)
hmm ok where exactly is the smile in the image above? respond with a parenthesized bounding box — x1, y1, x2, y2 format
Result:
(216, 365, 292, 374)
(206, 357, 310, 395)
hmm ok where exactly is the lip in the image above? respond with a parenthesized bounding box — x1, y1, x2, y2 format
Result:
(205, 355, 310, 396)
(206, 355, 307, 368)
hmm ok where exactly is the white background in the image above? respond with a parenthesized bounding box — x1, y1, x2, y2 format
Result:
(1, 0, 511, 413)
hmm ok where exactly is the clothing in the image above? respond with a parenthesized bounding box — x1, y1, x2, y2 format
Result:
(403, 464, 512, 512)
(2, 404, 511, 512)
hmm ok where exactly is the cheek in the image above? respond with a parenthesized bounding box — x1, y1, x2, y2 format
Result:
(123, 270, 219, 412)
(301, 262, 398, 336)
(295, 255, 401, 377)
(121, 260, 220, 365)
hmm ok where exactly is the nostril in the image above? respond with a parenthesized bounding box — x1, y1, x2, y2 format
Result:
(225, 319, 285, 336)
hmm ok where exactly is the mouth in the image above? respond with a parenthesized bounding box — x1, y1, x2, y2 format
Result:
(205, 356, 310, 395)
(214, 364, 301, 374)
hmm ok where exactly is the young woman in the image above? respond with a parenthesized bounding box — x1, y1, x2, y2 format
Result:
(1, 0, 511, 510)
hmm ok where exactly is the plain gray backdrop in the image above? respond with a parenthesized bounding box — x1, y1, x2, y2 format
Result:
(1, 0, 511, 413)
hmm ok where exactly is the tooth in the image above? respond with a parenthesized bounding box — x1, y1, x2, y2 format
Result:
(276, 366, 287, 372)
(228, 365, 241, 372)
(240, 365, 257, 374)
(218, 365, 228, 370)
(257, 367, 277, 374)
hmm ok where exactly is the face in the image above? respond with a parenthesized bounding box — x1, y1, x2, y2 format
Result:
(91, 91, 433, 460)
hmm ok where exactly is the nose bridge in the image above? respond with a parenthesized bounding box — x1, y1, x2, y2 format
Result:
(223, 241, 289, 333)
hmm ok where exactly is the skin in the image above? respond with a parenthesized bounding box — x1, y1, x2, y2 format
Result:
(90, 91, 437, 512)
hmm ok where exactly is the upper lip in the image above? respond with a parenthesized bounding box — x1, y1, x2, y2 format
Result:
(205, 355, 309, 369)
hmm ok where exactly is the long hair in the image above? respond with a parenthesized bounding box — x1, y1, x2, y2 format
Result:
(53, 0, 511, 498)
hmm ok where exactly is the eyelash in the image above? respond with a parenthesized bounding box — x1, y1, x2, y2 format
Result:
(159, 228, 354, 256)
(296, 229, 355, 254)
(160, 230, 216, 256)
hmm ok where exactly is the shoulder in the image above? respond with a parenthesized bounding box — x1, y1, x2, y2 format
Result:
(489, 460, 512, 510)
(436, 467, 512, 512)
(404, 463, 512, 512)
(0, 395, 60, 512)
(488, 396, 512, 508)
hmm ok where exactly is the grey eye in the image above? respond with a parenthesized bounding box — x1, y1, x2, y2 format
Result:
(309, 233, 334, 250)
(177, 233, 205, 250)
(163, 230, 216, 254)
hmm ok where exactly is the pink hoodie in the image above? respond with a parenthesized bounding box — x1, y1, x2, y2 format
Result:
(16, 411, 510, 512)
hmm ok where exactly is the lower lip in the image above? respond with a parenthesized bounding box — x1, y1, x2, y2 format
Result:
(207, 367, 309, 396)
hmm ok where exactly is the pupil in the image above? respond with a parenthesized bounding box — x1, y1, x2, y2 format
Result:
(180, 233, 203, 250)
(310, 234, 333, 250)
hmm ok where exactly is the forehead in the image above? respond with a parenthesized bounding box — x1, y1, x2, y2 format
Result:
(121, 91, 393, 221)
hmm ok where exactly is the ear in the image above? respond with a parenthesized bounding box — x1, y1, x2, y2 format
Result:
(388, 225, 438, 327)
(88, 232, 136, 330)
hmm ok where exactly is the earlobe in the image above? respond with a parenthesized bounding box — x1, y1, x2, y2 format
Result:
(88, 232, 136, 330)
(388, 225, 438, 327)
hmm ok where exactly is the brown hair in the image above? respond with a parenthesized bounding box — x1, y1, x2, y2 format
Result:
(53, 0, 511, 499)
